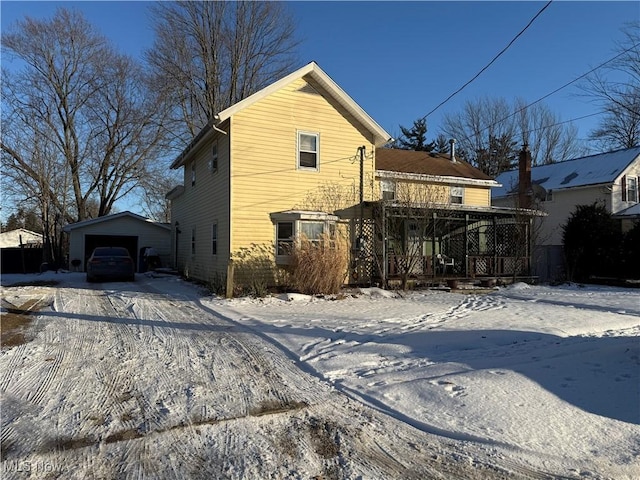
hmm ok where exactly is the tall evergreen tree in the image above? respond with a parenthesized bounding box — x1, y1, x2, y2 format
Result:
(396, 118, 435, 151)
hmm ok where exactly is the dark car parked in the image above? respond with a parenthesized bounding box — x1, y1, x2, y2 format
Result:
(86, 247, 135, 282)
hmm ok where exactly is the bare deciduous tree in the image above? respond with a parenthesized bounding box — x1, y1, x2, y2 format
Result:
(582, 22, 640, 150)
(441, 97, 584, 176)
(1, 8, 171, 263)
(146, 0, 300, 143)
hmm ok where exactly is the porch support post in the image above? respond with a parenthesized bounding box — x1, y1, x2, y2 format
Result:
(464, 214, 469, 277)
(493, 215, 498, 276)
(528, 217, 533, 275)
(382, 203, 387, 287)
(432, 212, 437, 280)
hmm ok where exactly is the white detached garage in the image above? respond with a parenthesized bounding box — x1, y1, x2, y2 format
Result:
(63, 212, 171, 272)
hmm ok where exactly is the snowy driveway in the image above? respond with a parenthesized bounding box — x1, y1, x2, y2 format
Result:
(1, 273, 539, 479)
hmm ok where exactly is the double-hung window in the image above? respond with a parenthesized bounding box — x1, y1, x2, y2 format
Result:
(209, 142, 218, 173)
(276, 222, 294, 255)
(450, 186, 464, 204)
(271, 211, 338, 264)
(298, 131, 319, 170)
(381, 179, 396, 201)
(300, 221, 324, 245)
(191, 227, 196, 255)
(627, 176, 638, 203)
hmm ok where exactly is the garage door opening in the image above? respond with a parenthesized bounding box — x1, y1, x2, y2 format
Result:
(84, 235, 139, 272)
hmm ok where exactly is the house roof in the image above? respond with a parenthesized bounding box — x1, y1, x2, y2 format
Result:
(0, 228, 43, 248)
(614, 202, 640, 218)
(493, 146, 640, 198)
(63, 211, 170, 232)
(375, 148, 497, 185)
(171, 62, 392, 169)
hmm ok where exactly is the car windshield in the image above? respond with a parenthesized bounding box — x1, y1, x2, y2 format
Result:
(92, 247, 130, 257)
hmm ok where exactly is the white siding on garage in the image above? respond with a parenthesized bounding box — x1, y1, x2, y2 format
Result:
(66, 215, 171, 272)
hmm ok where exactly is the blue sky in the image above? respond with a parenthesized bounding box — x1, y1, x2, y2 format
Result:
(1, 1, 638, 146)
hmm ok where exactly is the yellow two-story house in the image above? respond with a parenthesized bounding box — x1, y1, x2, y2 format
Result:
(167, 62, 390, 290)
(167, 62, 538, 291)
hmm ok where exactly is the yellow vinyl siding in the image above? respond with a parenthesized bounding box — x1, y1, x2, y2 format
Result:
(464, 186, 491, 206)
(375, 178, 491, 207)
(390, 180, 448, 203)
(173, 130, 231, 281)
(230, 77, 375, 254)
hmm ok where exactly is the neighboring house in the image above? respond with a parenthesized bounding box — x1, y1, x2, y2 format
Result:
(493, 146, 640, 281)
(63, 211, 171, 272)
(167, 62, 538, 290)
(0, 228, 44, 274)
(0, 228, 43, 248)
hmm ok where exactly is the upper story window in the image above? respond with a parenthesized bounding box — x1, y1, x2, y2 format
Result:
(381, 179, 396, 200)
(191, 161, 196, 186)
(629, 177, 638, 202)
(209, 142, 218, 173)
(450, 186, 464, 204)
(298, 131, 319, 170)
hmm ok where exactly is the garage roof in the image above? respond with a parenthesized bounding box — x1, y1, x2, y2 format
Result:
(63, 211, 170, 232)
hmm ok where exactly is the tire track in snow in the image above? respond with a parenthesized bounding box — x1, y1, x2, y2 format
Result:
(98, 290, 207, 476)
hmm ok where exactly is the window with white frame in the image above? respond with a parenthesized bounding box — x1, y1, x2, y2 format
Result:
(627, 176, 638, 203)
(450, 186, 464, 204)
(381, 179, 396, 200)
(271, 212, 338, 264)
(191, 161, 196, 186)
(191, 227, 196, 255)
(300, 221, 324, 244)
(209, 142, 218, 173)
(211, 223, 218, 255)
(298, 131, 319, 170)
(276, 222, 294, 255)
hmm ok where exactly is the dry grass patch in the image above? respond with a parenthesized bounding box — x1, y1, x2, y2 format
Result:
(1, 298, 46, 349)
(290, 233, 348, 295)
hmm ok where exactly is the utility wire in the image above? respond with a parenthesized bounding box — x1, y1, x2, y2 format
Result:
(423, 0, 553, 120)
(456, 43, 640, 146)
(521, 112, 601, 137)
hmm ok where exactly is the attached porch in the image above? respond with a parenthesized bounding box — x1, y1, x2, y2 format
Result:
(346, 202, 542, 287)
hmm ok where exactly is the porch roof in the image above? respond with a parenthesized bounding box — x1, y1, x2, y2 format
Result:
(369, 201, 546, 218)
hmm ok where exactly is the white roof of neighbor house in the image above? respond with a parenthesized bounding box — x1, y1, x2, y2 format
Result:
(493, 146, 640, 198)
(171, 61, 392, 169)
(614, 202, 640, 217)
(0, 228, 43, 248)
(62, 211, 170, 232)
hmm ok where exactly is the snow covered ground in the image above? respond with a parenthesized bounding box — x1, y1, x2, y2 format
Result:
(1, 271, 639, 479)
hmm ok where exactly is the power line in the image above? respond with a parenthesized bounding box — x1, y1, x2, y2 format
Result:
(423, 0, 553, 119)
(485, 43, 640, 130)
(522, 112, 602, 137)
(461, 43, 640, 144)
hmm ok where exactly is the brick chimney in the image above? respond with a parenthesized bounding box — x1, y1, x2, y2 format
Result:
(518, 143, 532, 209)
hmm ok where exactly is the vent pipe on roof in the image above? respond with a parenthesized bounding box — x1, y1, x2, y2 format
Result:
(449, 139, 456, 163)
